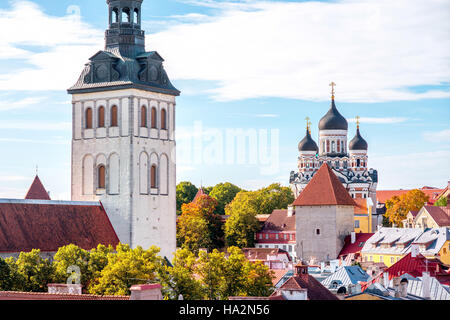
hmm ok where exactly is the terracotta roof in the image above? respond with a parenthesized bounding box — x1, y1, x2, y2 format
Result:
(277, 274, 338, 300)
(422, 206, 450, 227)
(25, 176, 51, 200)
(192, 187, 206, 203)
(0, 291, 129, 300)
(377, 188, 444, 205)
(271, 269, 291, 286)
(242, 248, 290, 261)
(338, 233, 374, 257)
(0, 199, 119, 252)
(385, 253, 446, 279)
(354, 198, 369, 215)
(261, 209, 295, 232)
(292, 164, 356, 207)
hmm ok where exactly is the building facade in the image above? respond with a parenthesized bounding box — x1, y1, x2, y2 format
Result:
(290, 86, 379, 232)
(67, 0, 179, 259)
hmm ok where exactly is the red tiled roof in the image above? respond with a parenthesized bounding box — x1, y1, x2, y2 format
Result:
(271, 269, 290, 286)
(193, 187, 206, 203)
(25, 176, 50, 200)
(277, 274, 338, 300)
(0, 200, 119, 252)
(338, 233, 374, 257)
(261, 209, 295, 232)
(242, 248, 290, 261)
(354, 198, 369, 215)
(0, 291, 129, 300)
(422, 206, 450, 227)
(385, 252, 446, 279)
(377, 188, 444, 205)
(292, 164, 356, 207)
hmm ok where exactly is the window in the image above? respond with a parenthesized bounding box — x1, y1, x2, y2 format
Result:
(275, 234, 279, 240)
(134, 8, 139, 24)
(122, 7, 131, 23)
(369, 256, 373, 261)
(110, 105, 118, 127)
(266, 234, 269, 240)
(284, 234, 287, 240)
(316, 229, 320, 235)
(357, 159, 361, 167)
(161, 108, 167, 130)
(141, 106, 147, 127)
(341, 141, 344, 153)
(151, 107, 157, 128)
(326, 140, 330, 153)
(112, 8, 119, 23)
(259, 234, 263, 240)
(331, 141, 335, 152)
(98, 106, 105, 128)
(85, 108, 93, 129)
(337, 140, 341, 153)
(98, 165, 106, 189)
(355, 220, 360, 228)
(379, 256, 383, 263)
(151, 164, 157, 188)
(391, 257, 395, 264)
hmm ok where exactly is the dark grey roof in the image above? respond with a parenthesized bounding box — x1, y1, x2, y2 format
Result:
(349, 128, 368, 150)
(319, 99, 348, 131)
(298, 130, 319, 152)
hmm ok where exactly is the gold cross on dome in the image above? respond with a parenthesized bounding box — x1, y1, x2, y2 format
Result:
(356, 116, 360, 128)
(329, 82, 336, 98)
(305, 117, 310, 130)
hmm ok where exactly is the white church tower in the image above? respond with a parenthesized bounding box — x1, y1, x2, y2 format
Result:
(68, 0, 179, 259)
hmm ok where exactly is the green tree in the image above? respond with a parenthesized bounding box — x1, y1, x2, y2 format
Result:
(177, 212, 212, 253)
(385, 189, 429, 226)
(160, 248, 204, 300)
(0, 258, 13, 291)
(253, 183, 295, 215)
(6, 250, 54, 292)
(176, 182, 198, 214)
(434, 196, 448, 207)
(89, 244, 163, 296)
(52, 244, 91, 288)
(209, 182, 242, 215)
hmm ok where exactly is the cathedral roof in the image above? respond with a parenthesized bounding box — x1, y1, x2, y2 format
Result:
(319, 99, 348, 131)
(0, 199, 119, 252)
(298, 129, 319, 153)
(349, 128, 368, 150)
(25, 175, 51, 200)
(292, 163, 356, 207)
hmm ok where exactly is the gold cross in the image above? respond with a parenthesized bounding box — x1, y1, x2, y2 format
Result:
(305, 117, 310, 130)
(329, 82, 336, 98)
(356, 116, 360, 128)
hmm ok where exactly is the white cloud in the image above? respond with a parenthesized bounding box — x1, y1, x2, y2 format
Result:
(347, 117, 410, 124)
(423, 129, 450, 143)
(151, 0, 450, 102)
(0, 97, 45, 111)
(0, 121, 71, 131)
(371, 150, 450, 189)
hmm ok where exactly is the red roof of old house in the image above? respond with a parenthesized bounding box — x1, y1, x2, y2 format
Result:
(261, 209, 295, 232)
(192, 187, 206, 203)
(0, 291, 129, 300)
(271, 269, 291, 286)
(338, 233, 374, 258)
(242, 248, 290, 261)
(421, 206, 450, 227)
(25, 175, 51, 200)
(276, 274, 338, 300)
(385, 252, 446, 279)
(292, 164, 356, 207)
(377, 187, 444, 205)
(0, 199, 119, 252)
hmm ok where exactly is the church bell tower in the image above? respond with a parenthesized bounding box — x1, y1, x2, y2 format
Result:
(67, 0, 179, 259)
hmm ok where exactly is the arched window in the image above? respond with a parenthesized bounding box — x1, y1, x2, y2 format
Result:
(337, 140, 341, 153)
(85, 108, 93, 129)
(326, 140, 330, 153)
(151, 107, 157, 129)
(98, 106, 105, 128)
(112, 8, 119, 23)
(141, 106, 147, 127)
(151, 164, 157, 188)
(98, 165, 106, 189)
(110, 105, 118, 127)
(161, 109, 167, 130)
(341, 141, 344, 153)
(331, 141, 336, 152)
(134, 8, 139, 24)
(357, 159, 361, 167)
(122, 8, 131, 23)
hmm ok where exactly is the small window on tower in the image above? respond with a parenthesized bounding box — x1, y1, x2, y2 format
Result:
(151, 164, 157, 189)
(110, 106, 118, 127)
(85, 108, 93, 129)
(98, 106, 105, 128)
(134, 8, 139, 24)
(122, 8, 131, 23)
(141, 106, 147, 128)
(151, 107, 157, 129)
(316, 229, 320, 235)
(161, 109, 167, 130)
(112, 8, 119, 23)
(98, 165, 106, 189)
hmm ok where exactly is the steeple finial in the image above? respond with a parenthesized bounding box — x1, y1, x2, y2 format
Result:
(329, 82, 336, 100)
(36, 165, 38, 176)
(356, 116, 360, 129)
(305, 117, 310, 132)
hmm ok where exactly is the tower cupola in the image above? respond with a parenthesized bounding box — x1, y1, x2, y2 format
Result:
(349, 119, 368, 151)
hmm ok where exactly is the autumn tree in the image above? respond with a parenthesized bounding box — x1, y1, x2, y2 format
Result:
(385, 189, 429, 226)
(209, 182, 242, 215)
(434, 196, 448, 207)
(0, 258, 12, 291)
(176, 182, 198, 214)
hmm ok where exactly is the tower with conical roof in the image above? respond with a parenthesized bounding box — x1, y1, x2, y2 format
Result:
(68, 0, 178, 259)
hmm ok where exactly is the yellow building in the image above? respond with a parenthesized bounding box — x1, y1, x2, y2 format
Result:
(361, 227, 450, 267)
(354, 198, 373, 233)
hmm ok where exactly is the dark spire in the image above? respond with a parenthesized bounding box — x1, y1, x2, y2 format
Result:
(319, 98, 348, 131)
(349, 120, 368, 150)
(298, 128, 319, 153)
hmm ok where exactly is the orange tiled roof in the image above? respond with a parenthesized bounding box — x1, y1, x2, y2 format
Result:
(292, 164, 356, 207)
(377, 188, 444, 205)
(354, 198, 369, 215)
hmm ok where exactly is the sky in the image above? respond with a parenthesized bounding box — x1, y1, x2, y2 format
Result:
(0, 0, 449, 200)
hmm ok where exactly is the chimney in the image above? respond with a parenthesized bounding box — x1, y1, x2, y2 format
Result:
(422, 272, 431, 300)
(48, 284, 82, 295)
(411, 244, 419, 258)
(351, 232, 356, 244)
(393, 277, 401, 298)
(130, 284, 163, 300)
(287, 205, 294, 217)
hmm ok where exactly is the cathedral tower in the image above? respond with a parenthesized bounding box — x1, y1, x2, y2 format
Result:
(68, 0, 179, 259)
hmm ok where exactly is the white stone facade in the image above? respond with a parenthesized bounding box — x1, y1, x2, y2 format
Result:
(71, 88, 177, 259)
(295, 205, 354, 263)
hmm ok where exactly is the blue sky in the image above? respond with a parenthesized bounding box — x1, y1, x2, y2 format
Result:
(0, 0, 449, 199)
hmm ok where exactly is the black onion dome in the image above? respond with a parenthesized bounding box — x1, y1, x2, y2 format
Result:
(298, 129, 319, 152)
(319, 99, 348, 130)
(349, 128, 368, 150)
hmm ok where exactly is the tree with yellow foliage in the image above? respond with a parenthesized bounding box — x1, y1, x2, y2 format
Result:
(385, 189, 429, 226)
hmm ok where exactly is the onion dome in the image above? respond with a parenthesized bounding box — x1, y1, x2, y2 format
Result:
(319, 98, 348, 131)
(349, 127, 368, 151)
(298, 129, 319, 152)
